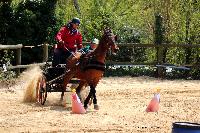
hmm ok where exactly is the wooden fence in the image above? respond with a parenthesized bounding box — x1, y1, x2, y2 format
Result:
(0, 44, 48, 74)
(1, 43, 200, 77)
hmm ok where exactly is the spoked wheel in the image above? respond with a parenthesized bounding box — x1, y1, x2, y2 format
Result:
(37, 76, 47, 105)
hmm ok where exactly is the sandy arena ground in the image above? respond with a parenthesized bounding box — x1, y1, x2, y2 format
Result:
(0, 67, 200, 133)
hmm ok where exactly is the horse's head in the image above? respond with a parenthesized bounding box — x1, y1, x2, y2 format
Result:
(102, 28, 119, 54)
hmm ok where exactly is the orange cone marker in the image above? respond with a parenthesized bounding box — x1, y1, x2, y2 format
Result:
(71, 89, 86, 114)
(146, 88, 160, 112)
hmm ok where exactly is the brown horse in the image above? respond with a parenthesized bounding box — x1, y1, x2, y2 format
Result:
(62, 28, 119, 110)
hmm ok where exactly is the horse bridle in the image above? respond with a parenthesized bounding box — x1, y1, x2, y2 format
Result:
(104, 29, 119, 54)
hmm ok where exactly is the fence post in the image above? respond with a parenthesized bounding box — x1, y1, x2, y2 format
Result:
(16, 46, 21, 75)
(42, 43, 49, 62)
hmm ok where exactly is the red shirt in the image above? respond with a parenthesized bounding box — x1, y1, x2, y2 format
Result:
(55, 26, 83, 52)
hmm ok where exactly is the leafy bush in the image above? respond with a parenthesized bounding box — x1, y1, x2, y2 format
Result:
(105, 65, 200, 80)
(105, 65, 155, 77)
(0, 70, 16, 80)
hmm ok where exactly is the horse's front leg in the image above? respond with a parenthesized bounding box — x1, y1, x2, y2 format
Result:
(84, 90, 93, 109)
(84, 85, 99, 110)
(91, 86, 99, 110)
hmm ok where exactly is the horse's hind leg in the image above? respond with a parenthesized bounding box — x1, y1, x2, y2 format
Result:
(76, 80, 87, 102)
(60, 91, 64, 101)
(61, 70, 75, 101)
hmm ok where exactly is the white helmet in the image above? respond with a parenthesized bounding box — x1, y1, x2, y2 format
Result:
(92, 38, 99, 45)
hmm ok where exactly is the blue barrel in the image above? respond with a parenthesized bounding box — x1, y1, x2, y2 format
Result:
(172, 122, 200, 133)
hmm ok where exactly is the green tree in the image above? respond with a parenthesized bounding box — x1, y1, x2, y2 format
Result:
(0, 1, 15, 44)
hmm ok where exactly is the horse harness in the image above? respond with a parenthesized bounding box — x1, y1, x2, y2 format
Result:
(79, 55, 105, 72)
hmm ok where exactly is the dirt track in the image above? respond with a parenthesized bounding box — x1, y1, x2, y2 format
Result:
(0, 67, 200, 133)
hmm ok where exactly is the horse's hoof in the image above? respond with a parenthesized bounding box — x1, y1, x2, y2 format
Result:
(94, 104, 99, 110)
(60, 98, 63, 102)
(84, 105, 88, 110)
(77, 94, 82, 102)
(89, 99, 93, 106)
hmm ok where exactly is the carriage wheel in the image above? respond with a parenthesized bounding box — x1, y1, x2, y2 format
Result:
(37, 76, 47, 105)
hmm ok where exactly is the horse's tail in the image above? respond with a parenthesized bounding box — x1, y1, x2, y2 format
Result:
(23, 66, 43, 103)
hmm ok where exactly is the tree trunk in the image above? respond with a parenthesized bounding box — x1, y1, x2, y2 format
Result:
(73, 0, 81, 15)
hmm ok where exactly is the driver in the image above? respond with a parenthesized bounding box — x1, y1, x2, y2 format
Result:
(52, 17, 83, 67)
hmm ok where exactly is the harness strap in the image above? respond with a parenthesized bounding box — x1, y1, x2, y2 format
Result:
(83, 60, 105, 72)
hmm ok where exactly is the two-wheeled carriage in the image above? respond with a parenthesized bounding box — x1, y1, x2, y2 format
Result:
(36, 62, 80, 105)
